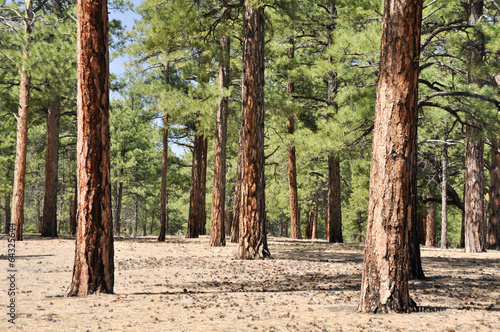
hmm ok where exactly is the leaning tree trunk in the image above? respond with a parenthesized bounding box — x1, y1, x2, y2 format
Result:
(158, 111, 169, 242)
(489, 134, 500, 249)
(464, 120, 486, 253)
(41, 97, 60, 237)
(210, 36, 230, 246)
(231, 126, 244, 243)
(358, 0, 423, 313)
(67, 0, 114, 296)
(237, 3, 270, 259)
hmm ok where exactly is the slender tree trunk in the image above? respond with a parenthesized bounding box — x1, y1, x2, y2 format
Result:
(158, 110, 169, 242)
(133, 194, 138, 237)
(41, 98, 60, 237)
(231, 126, 244, 243)
(441, 121, 449, 248)
(312, 198, 318, 239)
(11, 1, 33, 241)
(225, 210, 233, 237)
(323, 189, 328, 240)
(357, 211, 363, 243)
(327, 156, 343, 243)
(288, 115, 301, 239)
(238, 4, 270, 259)
(4, 195, 11, 235)
(114, 181, 123, 237)
(187, 130, 205, 238)
(464, 120, 486, 253)
(67, 0, 114, 296)
(425, 199, 436, 247)
(210, 36, 230, 246)
(358, 0, 422, 313)
(305, 206, 311, 240)
(489, 134, 500, 249)
(200, 137, 208, 235)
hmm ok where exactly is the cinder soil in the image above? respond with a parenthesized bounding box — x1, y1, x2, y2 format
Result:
(1, 235, 499, 331)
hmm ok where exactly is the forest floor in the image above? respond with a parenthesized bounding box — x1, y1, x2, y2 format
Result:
(0, 234, 499, 331)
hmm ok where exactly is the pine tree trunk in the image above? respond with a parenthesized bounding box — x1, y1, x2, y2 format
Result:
(210, 36, 230, 246)
(288, 115, 301, 239)
(464, 120, 486, 253)
(187, 130, 206, 238)
(4, 195, 11, 235)
(11, 2, 33, 241)
(113, 181, 123, 237)
(358, 0, 422, 313)
(311, 198, 318, 240)
(425, 200, 436, 247)
(133, 194, 138, 237)
(489, 134, 500, 249)
(327, 156, 343, 243)
(67, 0, 114, 296)
(357, 211, 363, 243)
(200, 137, 208, 235)
(409, 129, 424, 279)
(231, 126, 244, 243)
(237, 4, 270, 259)
(225, 210, 233, 237)
(305, 207, 311, 240)
(323, 189, 328, 240)
(158, 110, 169, 242)
(441, 122, 449, 249)
(41, 97, 60, 237)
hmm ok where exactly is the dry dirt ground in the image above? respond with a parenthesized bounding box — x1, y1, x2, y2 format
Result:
(1, 235, 499, 331)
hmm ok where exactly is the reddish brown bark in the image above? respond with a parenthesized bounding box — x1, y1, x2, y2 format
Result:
(237, 4, 270, 259)
(425, 200, 437, 247)
(67, 0, 114, 296)
(311, 198, 318, 240)
(200, 136, 208, 235)
(4, 195, 11, 234)
(464, 120, 486, 253)
(489, 135, 500, 249)
(187, 130, 206, 238)
(358, 0, 422, 313)
(231, 126, 243, 243)
(327, 156, 342, 243)
(323, 189, 328, 239)
(158, 111, 169, 242)
(210, 35, 230, 247)
(41, 97, 60, 237)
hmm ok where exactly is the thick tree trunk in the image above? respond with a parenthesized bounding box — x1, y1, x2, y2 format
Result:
(210, 36, 230, 247)
(425, 200, 436, 247)
(327, 156, 343, 243)
(311, 198, 318, 239)
(187, 131, 206, 238)
(41, 98, 60, 237)
(4, 195, 11, 235)
(441, 122, 449, 248)
(358, 0, 422, 313)
(158, 111, 169, 242)
(288, 115, 301, 239)
(67, 0, 114, 296)
(231, 126, 244, 243)
(464, 120, 486, 253)
(489, 135, 500, 249)
(237, 4, 270, 259)
(11, 2, 33, 241)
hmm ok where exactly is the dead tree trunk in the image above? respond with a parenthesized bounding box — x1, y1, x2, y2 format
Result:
(210, 36, 230, 246)
(464, 120, 486, 253)
(41, 97, 60, 237)
(358, 0, 422, 313)
(489, 134, 500, 249)
(237, 4, 270, 259)
(67, 0, 114, 296)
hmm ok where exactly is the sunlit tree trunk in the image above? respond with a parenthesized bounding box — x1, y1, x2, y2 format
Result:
(237, 3, 270, 259)
(425, 199, 436, 247)
(67, 0, 114, 296)
(41, 97, 60, 237)
(489, 134, 500, 249)
(288, 115, 301, 239)
(311, 198, 318, 239)
(210, 36, 230, 246)
(358, 0, 422, 313)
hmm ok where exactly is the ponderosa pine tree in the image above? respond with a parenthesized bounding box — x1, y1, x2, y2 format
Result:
(67, 0, 114, 296)
(11, 0, 33, 241)
(158, 63, 170, 242)
(489, 134, 500, 249)
(187, 126, 207, 238)
(210, 35, 230, 247)
(237, 2, 270, 259)
(358, 0, 423, 313)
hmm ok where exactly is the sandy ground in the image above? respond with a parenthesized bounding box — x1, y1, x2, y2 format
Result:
(1, 234, 499, 331)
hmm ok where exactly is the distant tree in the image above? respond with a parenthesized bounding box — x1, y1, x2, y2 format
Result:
(358, 0, 423, 313)
(67, 0, 114, 296)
